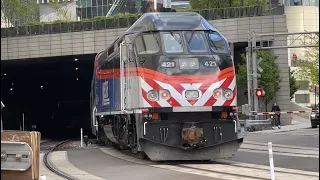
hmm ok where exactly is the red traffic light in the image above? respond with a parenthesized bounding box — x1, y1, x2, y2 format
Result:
(255, 88, 265, 97)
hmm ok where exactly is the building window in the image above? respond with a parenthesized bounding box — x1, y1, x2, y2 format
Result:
(163, 33, 184, 53)
(295, 94, 310, 103)
(297, 81, 309, 90)
(292, 0, 302, 6)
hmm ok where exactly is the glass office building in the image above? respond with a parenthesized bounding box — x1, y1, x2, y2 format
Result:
(75, 0, 166, 19)
(283, 0, 319, 6)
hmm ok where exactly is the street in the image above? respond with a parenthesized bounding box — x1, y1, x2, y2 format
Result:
(65, 120, 319, 180)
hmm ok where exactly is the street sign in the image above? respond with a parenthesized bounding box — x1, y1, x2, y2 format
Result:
(257, 57, 263, 73)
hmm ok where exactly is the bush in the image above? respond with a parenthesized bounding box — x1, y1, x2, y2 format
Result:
(23, 13, 142, 27)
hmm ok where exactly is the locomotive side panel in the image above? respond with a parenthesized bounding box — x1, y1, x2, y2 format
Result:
(123, 54, 145, 110)
(96, 55, 122, 113)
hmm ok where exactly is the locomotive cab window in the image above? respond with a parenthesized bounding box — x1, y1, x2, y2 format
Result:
(208, 32, 228, 53)
(185, 32, 208, 53)
(135, 33, 160, 54)
(163, 32, 184, 53)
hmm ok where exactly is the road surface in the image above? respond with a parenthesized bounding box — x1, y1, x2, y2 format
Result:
(64, 125, 318, 180)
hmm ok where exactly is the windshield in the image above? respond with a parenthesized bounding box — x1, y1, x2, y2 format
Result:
(163, 32, 184, 53)
(185, 32, 208, 53)
(135, 32, 160, 54)
(208, 32, 228, 53)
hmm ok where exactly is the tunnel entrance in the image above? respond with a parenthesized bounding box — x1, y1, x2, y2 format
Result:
(1, 54, 95, 139)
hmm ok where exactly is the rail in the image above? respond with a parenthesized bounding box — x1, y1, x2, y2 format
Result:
(0, 5, 277, 38)
(42, 139, 77, 180)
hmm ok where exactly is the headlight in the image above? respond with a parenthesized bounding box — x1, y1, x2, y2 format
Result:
(223, 88, 233, 100)
(213, 88, 233, 100)
(213, 89, 222, 99)
(147, 90, 171, 101)
(311, 114, 316, 118)
(185, 90, 200, 99)
(179, 58, 199, 69)
(147, 90, 159, 101)
(160, 89, 171, 100)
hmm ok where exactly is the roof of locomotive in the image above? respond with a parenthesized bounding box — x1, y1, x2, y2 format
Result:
(125, 12, 218, 33)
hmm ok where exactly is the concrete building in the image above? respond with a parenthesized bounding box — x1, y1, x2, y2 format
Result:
(1, 14, 293, 124)
(284, 0, 319, 107)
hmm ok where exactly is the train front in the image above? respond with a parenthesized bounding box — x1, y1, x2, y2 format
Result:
(129, 13, 243, 161)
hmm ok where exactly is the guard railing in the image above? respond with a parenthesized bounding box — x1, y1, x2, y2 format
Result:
(0, 5, 273, 38)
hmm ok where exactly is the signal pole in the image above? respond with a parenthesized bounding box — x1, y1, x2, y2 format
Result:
(246, 30, 319, 117)
(251, 31, 259, 117)
(246, 32, 253, 119)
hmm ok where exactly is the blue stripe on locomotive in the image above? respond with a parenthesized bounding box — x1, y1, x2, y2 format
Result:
(95, 77, 121, 113)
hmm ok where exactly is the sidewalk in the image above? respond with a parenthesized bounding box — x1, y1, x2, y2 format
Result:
(39, 151, 104, 180)
(241, 114, 312, 135)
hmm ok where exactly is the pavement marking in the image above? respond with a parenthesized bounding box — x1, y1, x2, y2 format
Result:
(217, 160, 319, 176)
(239, 141, 319, 158)
(238, 149, 319, 158)
(244, 141, 319, 151)
(50, 151, 104, 180)
(240, 145, 319, 157)
(99, 147, 319, 180)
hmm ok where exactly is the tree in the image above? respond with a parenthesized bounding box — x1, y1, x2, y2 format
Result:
(289, 69, 299, 100)
(1, 0, 39, 27)
(297, 35, 319, 92)
(48, 0, 74, 22)
(236, 50, 281, 111)
(190, 0, 267, 10)
(236, 53, 248, 90)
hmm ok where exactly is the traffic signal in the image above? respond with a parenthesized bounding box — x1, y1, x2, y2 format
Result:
(255, 88, 265, 97)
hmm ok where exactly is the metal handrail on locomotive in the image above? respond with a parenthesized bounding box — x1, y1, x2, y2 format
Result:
(90, 12, 244, 161)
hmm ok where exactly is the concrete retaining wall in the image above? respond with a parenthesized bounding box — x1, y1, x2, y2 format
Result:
(1, 14, 292, 124)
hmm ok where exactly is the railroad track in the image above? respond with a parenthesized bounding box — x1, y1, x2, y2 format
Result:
(42, 139, 77, 180)
(99, 142, 319, 180)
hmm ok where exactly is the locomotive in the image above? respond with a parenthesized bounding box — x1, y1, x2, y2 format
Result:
(90, 12, 243, 161)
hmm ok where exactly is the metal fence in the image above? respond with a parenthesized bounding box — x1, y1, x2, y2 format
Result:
(0, 5, 276, 38)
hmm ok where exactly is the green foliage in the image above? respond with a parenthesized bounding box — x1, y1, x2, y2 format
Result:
(257, 50, 281, 106)
(1, 0, 39, 26)
(297, 35, 319, 90)
(236, 50, 281, 107)
(190, 0, 267, 10)
(23, 13, 142, 26)
(48, 0, 73, 22)
(289, 69, 299, 100)
(236, 54, 248, 91)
